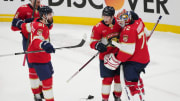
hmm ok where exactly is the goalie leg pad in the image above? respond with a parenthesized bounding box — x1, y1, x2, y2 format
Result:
(125, 81, 142, 101)
(139, 77, 145, 94)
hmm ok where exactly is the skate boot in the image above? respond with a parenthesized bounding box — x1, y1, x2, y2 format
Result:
(113, 92, 121, 101)
(34, 93, 44, 101)
(34, 97, 42, 101)
(40, 92, 44, 99)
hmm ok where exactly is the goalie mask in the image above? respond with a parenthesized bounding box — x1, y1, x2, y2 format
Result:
(117, 11, 132, 27)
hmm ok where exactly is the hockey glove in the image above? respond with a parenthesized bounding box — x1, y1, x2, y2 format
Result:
(24, 18, 34, 23)
(104, 53, 121, 70)
(95, 42, 107, 53)
(41, 41, 55, 53)
(12, 18, 24, 29)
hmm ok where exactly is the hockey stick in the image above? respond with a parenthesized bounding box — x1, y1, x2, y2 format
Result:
(0, 35, 86, 57)
(23, 0, 37, 66)
(120, 65, 132, 101)
(66, 42, 111, 83)
(149, 15, 162, 38)
(66, 51, 99, 83)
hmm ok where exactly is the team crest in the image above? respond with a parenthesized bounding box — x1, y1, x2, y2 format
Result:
(37, 29, 43, 36)
(109, 24, 114, 29)
(123, 35, 128, 42)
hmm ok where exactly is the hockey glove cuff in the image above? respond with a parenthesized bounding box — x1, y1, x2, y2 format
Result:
(12, 18, 24, 29)
(41, 41, 55, 53)
(104, 53, 121, 70)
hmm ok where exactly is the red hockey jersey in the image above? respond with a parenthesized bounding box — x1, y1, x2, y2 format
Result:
(90, 18, 122, 60)
(11, 4, 41, 32)
(113, 18, 150, 64)
(22, 19, 51, 63)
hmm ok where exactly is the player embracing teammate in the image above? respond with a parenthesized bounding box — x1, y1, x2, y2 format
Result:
(90, 6, 150, 101)
(90, 6, 123, 101)
(104, 10, 150, 101)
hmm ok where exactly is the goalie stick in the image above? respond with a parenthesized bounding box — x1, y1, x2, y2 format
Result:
(0, 34, 86, 57)
(120, 65, 132, 101)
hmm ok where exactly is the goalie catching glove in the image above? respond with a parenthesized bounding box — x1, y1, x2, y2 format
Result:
(104, 53, 121, 70)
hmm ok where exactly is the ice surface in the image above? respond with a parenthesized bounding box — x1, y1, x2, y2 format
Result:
(0, 22, 180, 101)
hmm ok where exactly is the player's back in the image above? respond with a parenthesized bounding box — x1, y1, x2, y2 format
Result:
(128, 18, 150, 63)
(116, 18, 149, 64)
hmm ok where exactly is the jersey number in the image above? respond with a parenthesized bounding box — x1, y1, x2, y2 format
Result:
(138, 31, 146, 49)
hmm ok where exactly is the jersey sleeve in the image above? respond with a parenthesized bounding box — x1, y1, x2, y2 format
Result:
(115, 29, 136, 62)
(90, 23, 102, 49)
(21, 23, 31, 39)
(11, 6, 26, 31)
(144, 27, 150, 41)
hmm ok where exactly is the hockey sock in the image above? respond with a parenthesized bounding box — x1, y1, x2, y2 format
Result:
(29, 68, 43, 95)
(42, 77, 54, 101)
(113, 75, 122, 97)
(102, 77, 113, 100)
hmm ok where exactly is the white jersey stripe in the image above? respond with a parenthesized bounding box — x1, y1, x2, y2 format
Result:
(112, 41, 135, 55)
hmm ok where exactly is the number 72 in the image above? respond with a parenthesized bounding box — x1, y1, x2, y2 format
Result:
(138, 31, 146, 49)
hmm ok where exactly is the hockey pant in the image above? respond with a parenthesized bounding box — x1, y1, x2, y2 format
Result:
(102, 75, 122, 100)
(29, 68, 54, 101)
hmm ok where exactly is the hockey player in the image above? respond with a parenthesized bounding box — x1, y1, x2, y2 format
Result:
(90, 6, 122, 101)
(11, 0, 43, 50)
(104, 11, 150, 101)
(11, 1, 53, 100)
(12, 6, 55, 101)
(117, 10, 147, 96)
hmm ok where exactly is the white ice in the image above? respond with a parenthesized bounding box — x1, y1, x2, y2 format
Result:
(0, 22, 180, 101)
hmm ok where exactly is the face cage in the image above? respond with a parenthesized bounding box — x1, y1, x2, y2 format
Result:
(42, 12, 54, 24)
(119, 12, 131, 25)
